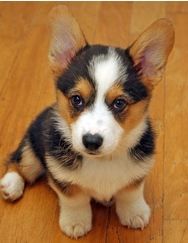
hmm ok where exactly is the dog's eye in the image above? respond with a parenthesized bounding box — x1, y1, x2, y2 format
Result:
(71, 95, 84, 109)
(112, 98, 127, 112)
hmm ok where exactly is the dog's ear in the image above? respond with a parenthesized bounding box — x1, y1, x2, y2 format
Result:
(129, 18, 174, 89)
(48, 5, 86, 77)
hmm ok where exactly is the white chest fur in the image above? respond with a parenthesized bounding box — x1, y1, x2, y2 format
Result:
(47, 153, 153, 201)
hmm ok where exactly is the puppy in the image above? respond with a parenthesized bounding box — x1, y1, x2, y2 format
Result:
(0, 6, 174, 239)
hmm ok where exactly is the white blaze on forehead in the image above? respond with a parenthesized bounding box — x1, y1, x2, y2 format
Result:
(89, 48, 127, 98)
(70, 49, 127, 156)
(81, 48, 126, 137)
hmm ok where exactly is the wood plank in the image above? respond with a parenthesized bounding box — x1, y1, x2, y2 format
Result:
(164, 220, 188, 243)
(164, 11, 188, 220)
(93, 2, 132, 47)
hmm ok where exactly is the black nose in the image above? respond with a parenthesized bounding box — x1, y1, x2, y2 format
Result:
(82, 133, 103, 151)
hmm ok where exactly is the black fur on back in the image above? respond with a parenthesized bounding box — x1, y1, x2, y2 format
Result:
(10, 106, 81, 170)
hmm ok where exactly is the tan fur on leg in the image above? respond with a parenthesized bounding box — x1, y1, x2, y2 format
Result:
(18, 143, 45, 184)
(0, 142, 45, 201)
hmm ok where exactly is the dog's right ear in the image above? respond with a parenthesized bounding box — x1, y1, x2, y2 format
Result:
(129, 18, 174, 89)
(48, 5, 86, 77)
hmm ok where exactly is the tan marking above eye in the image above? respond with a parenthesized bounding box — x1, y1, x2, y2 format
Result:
(71, 78, 94, 102)
(106, 84, 125, 105)
(119, 99, 149, 132)
(106, 84, 149, 132)
(57, 90, 75, 125)
(57, 78, 94, 126)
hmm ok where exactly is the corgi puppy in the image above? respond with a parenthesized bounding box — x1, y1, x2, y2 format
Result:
(0, 6, 174, 239)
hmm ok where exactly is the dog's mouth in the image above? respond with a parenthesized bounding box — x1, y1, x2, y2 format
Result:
(86, 150, 100, 156)
(82, 149, 103, 157)
(84, 149, 114, 158)
(88, 151, 96, 154)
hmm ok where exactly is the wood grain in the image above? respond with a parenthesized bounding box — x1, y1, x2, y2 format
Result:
(0, 2, 187, 243)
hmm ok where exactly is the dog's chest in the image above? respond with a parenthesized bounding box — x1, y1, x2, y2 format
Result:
(77, 156, 131, 200)
(57, 154, 149, 201)
(47, 151, 152, 201)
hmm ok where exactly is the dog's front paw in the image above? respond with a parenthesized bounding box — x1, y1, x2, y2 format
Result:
(59, 204, 92, 239)
(0, 172, 25, 201)
(61, 222, 92, 239)
(116, 199, 151, 230)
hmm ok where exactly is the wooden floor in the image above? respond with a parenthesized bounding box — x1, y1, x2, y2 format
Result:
(0, 2, 187, 243)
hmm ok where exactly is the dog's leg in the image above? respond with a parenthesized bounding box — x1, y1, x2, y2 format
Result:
(49, 177, 92, 239)
(115, 180, 151, 230)
(0, 142, 45, 201)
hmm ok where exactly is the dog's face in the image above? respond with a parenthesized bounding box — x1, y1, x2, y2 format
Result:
(56, 46, 149, 157)
(49, 6, 174, 157)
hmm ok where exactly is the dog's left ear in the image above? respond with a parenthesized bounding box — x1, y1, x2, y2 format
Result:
(129, 18, 174, 88)
(48, 5, 86, 76)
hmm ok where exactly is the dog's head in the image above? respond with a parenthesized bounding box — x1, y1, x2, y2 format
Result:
(49, 6, 174, 157)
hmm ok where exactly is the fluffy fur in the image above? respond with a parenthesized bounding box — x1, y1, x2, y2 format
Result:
(0, 6, 174, 239)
